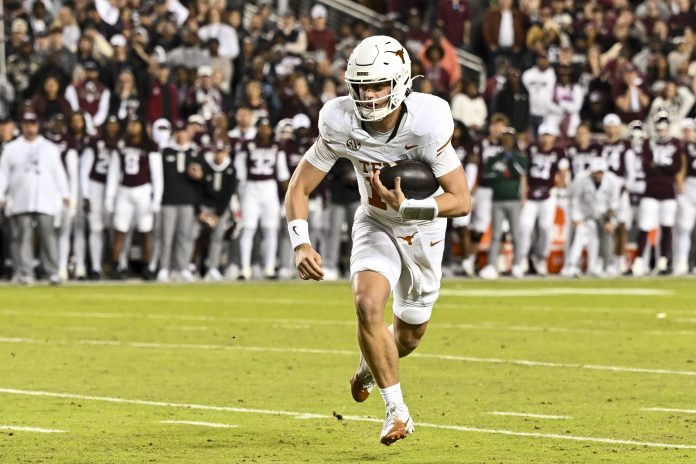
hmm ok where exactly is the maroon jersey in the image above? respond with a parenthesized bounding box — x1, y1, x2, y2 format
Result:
(473, 137, 502, 187)
(526, 144, 567, 200)
(283, 136, 322, 198)
(601, 139, 630, 178)
(241, 139, 286, 181)
(643, 138, 682, 200)
(565, 141, 602, 177)
(685, 141, 696, 178)
(74, 80, 107, 117)
(119, 141, 157, 187)
(88, 136, 123, 184)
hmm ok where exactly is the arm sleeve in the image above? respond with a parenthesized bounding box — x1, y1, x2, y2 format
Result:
(149, 152, 164, 207)
(52, 147, 70, 199)
(92, 89, 111, 127)
(104, 153, 120, 211)
(66, 149, 79, 208)
(276, 150, 290, 182)
(65, 85, 79, 111)
(0, 149, 9, 202)
(80, 147, 94, 198)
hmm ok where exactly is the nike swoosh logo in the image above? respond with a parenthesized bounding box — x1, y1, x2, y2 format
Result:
(430, 240, 442, 247)
(292, 226, 299, 235)
(405, 144, 418, 150)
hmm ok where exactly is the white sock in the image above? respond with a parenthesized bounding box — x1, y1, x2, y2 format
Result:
(379, 383, 403, 407)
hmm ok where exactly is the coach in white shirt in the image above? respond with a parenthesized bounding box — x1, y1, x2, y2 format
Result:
(0, 112, 70, 285)
(564, 158, 621, 277)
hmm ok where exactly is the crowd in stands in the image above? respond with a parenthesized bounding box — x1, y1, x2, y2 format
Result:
(0, 0, 696, 284)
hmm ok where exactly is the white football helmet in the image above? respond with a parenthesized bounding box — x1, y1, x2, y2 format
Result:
(345, 35, 412, 121)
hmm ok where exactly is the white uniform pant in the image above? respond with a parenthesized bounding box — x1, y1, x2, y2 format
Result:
(675, 178, 696, 266)
(519, 197, 556, 261)
(113, 184, 154, 233)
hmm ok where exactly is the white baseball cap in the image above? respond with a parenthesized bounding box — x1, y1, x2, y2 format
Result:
(291, 113, 311, 130)
(602, 113, 621, 127)
(538, 122, 559, 137)
(590, 157, 608, 173)
(110, 34, 127, 48)
(311, 4, 328, 19)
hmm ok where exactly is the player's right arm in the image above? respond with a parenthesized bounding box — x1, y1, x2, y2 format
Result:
(285, 158, 329, 281)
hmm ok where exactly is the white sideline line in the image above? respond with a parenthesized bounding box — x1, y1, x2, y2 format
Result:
(489, 411, 572, 420)
(0, 425, 65, 433)
(0, 387, 693, 450)
(1, 337, 695, 378)
(160, 420, 238, 429)
(441, 288, 671, 297)
(643, 407, 696, 414)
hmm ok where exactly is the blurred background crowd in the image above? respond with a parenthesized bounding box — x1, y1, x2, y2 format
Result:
(0, 0, 696, 284)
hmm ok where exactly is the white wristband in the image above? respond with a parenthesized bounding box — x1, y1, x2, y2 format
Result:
(288, 219, 311, 249)
(398, 197, 439, 221)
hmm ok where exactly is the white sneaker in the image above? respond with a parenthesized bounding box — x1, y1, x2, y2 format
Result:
(532, 257, 548, 276)
(461, 256, 475, 276)
(240, 266, 252, 281)
(225, 264, 239, 280)
(179, 269, 195, 282)
(278, 267, 294, 280)
(631, 257, 645, 276)
(157, 269, 170, 283)
(657, 256, 669, 274)
(323, 268, 339, 281)
(263, 266, 277, 279)
(380, 403, 414, 446)
(479, 264, 498, 280)
(59, 268, 68, 282)
(511, 264, 524, 278)
(673, 260, 688, 276)
(205, 268, 223, 282)
(561, 266, 578, 278)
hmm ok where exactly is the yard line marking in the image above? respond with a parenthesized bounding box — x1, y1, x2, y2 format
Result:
(7, 309, 690, 336)
(159, 420, 238, 429)
(64, 326, 98, 332)
(0, 387, 693, 449)
(165, 326, 210, 332)
(440, 288, 671, 297)
(488, 411, 572, 420)
(643, 407, 696, 414)
(2, 337, 695, 377)
(0, 425, 66, 433)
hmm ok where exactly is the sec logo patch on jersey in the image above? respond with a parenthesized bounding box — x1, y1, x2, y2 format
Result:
(347, 138, 361, 151)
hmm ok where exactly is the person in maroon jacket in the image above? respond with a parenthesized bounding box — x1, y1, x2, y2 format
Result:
(631, 111, 683, 276)
(146, 62, 179, 125)
(306, 4, 336, 62)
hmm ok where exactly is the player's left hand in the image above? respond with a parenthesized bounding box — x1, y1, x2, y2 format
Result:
(370, 170, 405, 210)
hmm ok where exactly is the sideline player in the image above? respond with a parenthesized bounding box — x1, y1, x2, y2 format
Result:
(284, 36, 471, 445)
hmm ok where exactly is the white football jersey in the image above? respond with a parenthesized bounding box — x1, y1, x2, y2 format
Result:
(304, 92, 461, 223)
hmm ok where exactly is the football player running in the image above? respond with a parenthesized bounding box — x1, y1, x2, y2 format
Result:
(285, 36, 471, 445)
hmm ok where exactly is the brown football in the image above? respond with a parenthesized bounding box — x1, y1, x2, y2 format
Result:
(380, 160, 439, 200)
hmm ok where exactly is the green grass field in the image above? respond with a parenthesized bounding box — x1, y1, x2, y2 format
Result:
(1, 278, 695, 463)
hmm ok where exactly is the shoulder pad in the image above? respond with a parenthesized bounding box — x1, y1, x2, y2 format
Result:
(318, 96, 353, 144)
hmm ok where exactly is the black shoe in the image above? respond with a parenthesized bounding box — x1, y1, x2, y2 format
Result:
(142, 268, 156, 281)
(112, 267, 127, 280)
(88, 270, 102, 281)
